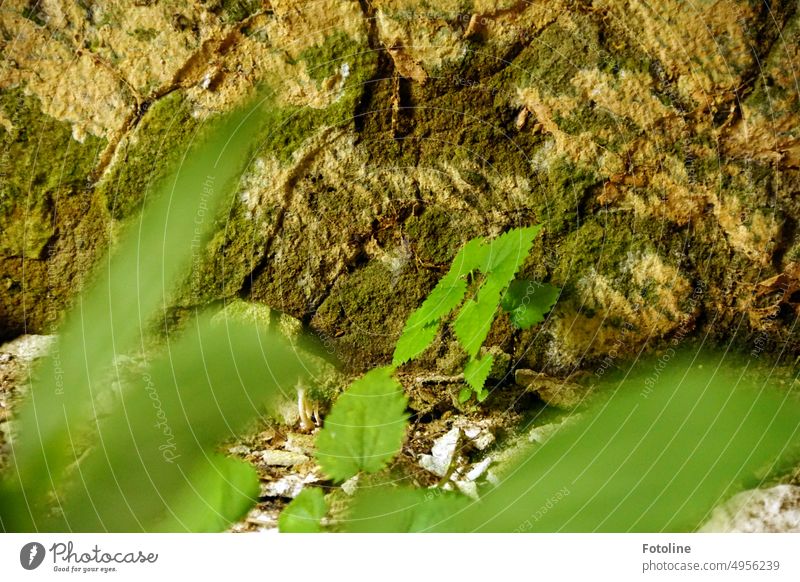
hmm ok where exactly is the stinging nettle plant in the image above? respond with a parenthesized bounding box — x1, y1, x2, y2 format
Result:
(393, 225, 559, 402)
(280, 226, 559, 531)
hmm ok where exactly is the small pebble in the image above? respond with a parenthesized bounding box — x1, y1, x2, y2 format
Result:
(261, 450, 309, 467)
(341, 474, 359, 496)
(466, 457, 492, 482)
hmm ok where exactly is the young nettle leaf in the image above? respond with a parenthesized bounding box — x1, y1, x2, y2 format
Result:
(409, 277, 468, 327)
(453, 279, 504, 359)
(393, 320, 440, 366)
(481, 225, 541, 284)
(279, 488, 328, 533)
(391, 236, 494, 365)
(458, 387, 473, 403)
(392, 276, 468, 365)
(501, 280, 560, 329)
(316, 366, 409, 482)
(449, 236, 488, 276)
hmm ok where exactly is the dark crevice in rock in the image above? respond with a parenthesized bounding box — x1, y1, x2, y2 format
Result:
(353, 0, 392, 135)
(773, 214, 798, 271)
(717, 3, 799, 132)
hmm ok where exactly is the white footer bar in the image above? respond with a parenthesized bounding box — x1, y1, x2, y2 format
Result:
(1, 534, 796, 581)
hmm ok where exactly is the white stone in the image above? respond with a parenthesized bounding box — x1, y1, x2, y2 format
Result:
(463, 426, 481, 439)
(472, 431, 495, 450)
(455, 480, 479, 500)
(261, 473, 318, 499)
(465, 457, 492, 482)
(700, 485, 800, 532)
(227, 444, 250, 456)
(0, 335, 55, 362)
(419, 427, 460, 477)
(341, 474, 359, 496)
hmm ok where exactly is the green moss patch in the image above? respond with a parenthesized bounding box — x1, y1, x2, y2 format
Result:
(312, 260, 438, 371)
(298, 31, 362, 83)
(403, 206, 482, 266)
(255, 34, 378, 163)
(0, 88, 105, 257)
(97, 90, 198, 219)
(217, 0, 263, 23)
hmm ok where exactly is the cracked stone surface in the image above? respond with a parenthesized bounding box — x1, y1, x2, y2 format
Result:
(3, 0, 800, 380)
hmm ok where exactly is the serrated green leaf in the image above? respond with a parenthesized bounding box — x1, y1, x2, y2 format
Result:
(453, 281, 503, 358)
(464, 354, 494, 393)
(393, 227, 542, 368)
(482, 226, 541, 286)
(501, 279, 560, 329)
(393, 320, 439, 365)
(406, 277, 468, 328)
(316, 366, 409, 482)
(458, 387, 472, 403)
(279, 488, 327, 533)
(447, 236, 487, 278)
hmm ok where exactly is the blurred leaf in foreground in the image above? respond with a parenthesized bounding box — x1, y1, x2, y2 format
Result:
(46, 315, 312, 532)
(345, 350, 800, 532)
(345, 487, 470, 533)
(156, 455, 260, 533)
(0, 91, 319, 532)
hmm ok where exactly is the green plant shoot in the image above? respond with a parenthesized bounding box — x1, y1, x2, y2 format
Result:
(393, 226, 559, 401)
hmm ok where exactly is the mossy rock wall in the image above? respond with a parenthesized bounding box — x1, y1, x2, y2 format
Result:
(2, 0, 800, 376)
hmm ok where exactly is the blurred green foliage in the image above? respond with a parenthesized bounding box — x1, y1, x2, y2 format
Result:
(0, 93, 317, 532)
(279, 488, 327, 533)
(345, 351, 800, 532)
